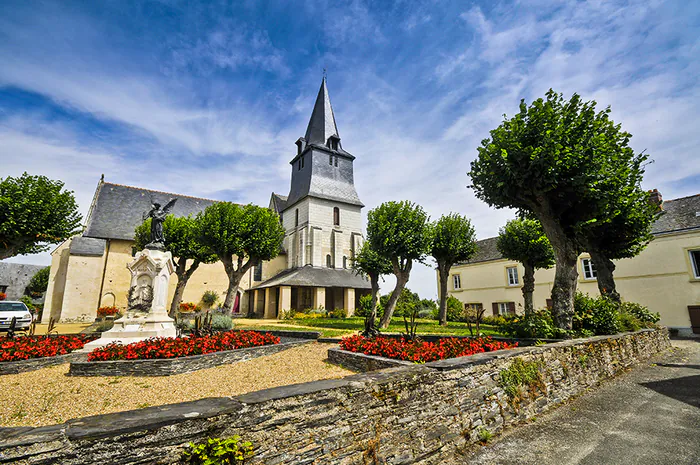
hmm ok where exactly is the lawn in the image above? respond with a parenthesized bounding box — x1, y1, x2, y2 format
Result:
(277, 317, 505, 337)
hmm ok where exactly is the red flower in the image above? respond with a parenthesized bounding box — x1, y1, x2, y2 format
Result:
(0, 334, 98, 362)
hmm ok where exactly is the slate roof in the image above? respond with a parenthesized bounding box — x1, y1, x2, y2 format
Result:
(304, 77, 340, 147)
(270, 193, 288, 214)
(651, 194, 700, 234)
(251, 266, 371, 290)
(83, 182, 217, 241)
(460, 194, 700, 265)
(69, 237, 107, 256)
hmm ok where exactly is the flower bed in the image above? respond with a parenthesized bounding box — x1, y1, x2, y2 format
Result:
(87, 330, 280, 361)
(339, 335, 517, 363)
(0, 334, 96, 362)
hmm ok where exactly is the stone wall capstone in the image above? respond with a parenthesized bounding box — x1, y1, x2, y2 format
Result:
(0, 328, 670, 464)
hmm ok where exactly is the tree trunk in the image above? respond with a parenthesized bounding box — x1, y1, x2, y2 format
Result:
(522, 262, 535, 315)
(589, 250, 620, 303)
(437, 262, 450, 326)
(378, 260, 412, 329)
(536, 208, 579, 330)
(363, 274, 381, 337)
(169, 259, 201, 318)
(221, 256, 255, 313)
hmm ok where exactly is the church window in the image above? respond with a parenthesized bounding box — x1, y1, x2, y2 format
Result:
(343, 256, 348, 269)
(301, 156, 305, 169)
(295, 209, 299, 227)
(326, 254, 333, 268)
(334, 156, 338, 167)
(333, 207, 340, 226)
(329, 154, 333, 165)
(254, 262, 263, 281)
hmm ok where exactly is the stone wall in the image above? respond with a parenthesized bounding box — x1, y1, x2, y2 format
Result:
(0, 329, 669, 465)
(0, 352, 86, 375)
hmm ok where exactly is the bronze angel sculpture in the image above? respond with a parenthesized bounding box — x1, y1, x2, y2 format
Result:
(143, 198, 177, 250)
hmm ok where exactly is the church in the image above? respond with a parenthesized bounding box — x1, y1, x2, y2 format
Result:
(42, 78, 371, 323)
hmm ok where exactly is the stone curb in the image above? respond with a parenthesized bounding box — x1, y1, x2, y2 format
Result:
(0, 351, 88, 375)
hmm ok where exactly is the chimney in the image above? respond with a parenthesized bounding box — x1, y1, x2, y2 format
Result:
(648, 189, 663, 210)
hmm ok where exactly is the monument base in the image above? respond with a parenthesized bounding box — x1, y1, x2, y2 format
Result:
(80, 312, 177, 352)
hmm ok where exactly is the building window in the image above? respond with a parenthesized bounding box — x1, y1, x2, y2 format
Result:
(0, 285, 7, 294)
(493, 302, 515, 315)
(253, 262, 263, 281)
(329, 154, 333, 165)
(452, 274, 461, 290)
(507, 266, 519, 286)
(343, 256, 348, 269)
(690, 250, 700, 279)
(581, 258, 597, 280)
(295, 209, 299, 227)
(334, 156, 338, 167)
(301, 156, 305, 169)
(333, 207, 340, 226)
(326, 254, 333, 268)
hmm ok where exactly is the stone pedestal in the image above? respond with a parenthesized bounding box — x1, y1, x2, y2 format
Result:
(82, 249, 177, 352)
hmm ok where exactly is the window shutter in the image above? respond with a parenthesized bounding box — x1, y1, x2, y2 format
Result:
(492, 302, 499, 316)
(546, 299, 553, 309)
(508, 302, 516, 314)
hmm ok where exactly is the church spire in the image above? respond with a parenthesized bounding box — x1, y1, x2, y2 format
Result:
(304, 77, 340, 147)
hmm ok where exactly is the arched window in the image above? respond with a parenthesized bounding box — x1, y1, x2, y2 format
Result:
(343, 256, 347, 269)
(333, 207, 340, 226)
(326, 254, 333, 268)
(295, 209, 299, 227)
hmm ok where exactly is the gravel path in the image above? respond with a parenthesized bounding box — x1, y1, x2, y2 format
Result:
(0, 342, 351, 428)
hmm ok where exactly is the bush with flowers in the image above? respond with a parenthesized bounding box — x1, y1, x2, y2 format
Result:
(179, 302, 201, 313)
(87, 330, 280, 361)
(0, 335, 97, 362)
(0, 292, 6, 301)
(97, 306, 121, 318)
(339, 335, 517, 363)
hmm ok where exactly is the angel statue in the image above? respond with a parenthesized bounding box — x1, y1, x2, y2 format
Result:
(143, 198, 177, 250)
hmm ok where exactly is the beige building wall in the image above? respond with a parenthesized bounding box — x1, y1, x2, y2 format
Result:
(42, 239, 71, 323)
(444, 230, 700, 330)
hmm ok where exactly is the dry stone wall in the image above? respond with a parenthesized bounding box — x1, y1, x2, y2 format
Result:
(0, 329, 669, 464)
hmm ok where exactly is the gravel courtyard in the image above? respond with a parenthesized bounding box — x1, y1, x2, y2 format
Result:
(0, 342, 351, 428)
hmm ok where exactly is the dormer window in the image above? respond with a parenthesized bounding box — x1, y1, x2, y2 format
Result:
(295, 137, 306, 155)
(327, 135, 340, 151)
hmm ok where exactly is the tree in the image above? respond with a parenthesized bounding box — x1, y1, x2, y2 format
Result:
(198, 203, 285, 312)
(25, 266, 51, 296)
(430, 213, 478, 326)
(496, 218, 555, 314)
(0, 173, 82, 260)
(367, 201, 431, 329)
(134, 215, 217, 317)
(469, 90, 649, 329)
(352, 242, 392, 336)
(584, 188, 657, 302)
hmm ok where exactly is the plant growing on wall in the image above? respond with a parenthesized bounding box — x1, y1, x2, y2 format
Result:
(135, 215, 218, 317)
(496, 218, 555, 315)
(352, 242, 393, 336)
(181, 436, 254, 464)
(470, 90, 650, 329)
(0, 172, 82, 260)
(430, 213, 478, 326)
(367, 201, 431, 329)
(198, 203, 285, 313)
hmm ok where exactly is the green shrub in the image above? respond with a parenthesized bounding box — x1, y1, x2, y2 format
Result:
(356, 295, 384, 318)
(417, 309, 433, 319)
(573, 292, 620, 335)
(181, 436, 253, 464)
(482, 315, 507, 326)
(279, 309, 297, 320)
(211, 314, 234, 331)
(329, 308, 348, 319)
(201, 290, 219, 307)
(617, 311, 641, 332)
(498, 309, 569, 339)
(620, 301, 659, 324)
(498, 357, 544, 401)
(19, 295, 36, 312)
(431, 296, 464, 322)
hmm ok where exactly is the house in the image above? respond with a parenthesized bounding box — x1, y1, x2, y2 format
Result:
(440, 192, 700, 336)
(42, 78, 370, 323)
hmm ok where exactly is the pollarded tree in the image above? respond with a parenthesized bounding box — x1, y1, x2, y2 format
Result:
(584, 187, 657, 302)
(430, 213, 478, 326)
(0, 173, 82, 260)
(469, 90, 649, 329)
(352, 241, 393, 336)
(134, 215, 218, 317)
(496, 218, 555, 315)
(198, 203, 285, 312)
(367, 201, 431, 329)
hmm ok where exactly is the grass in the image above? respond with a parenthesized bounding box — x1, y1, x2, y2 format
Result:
(277, 317, 505, 337)
(235, 324, 350, 338)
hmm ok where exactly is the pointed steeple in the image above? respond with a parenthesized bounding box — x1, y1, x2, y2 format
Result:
(304, 77, 340, 146)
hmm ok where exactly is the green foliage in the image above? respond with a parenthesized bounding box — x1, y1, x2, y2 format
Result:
(478, 427, 493, 444)
(352, 241, 393, 280)
(499, 358, 544, 400)
(180, 436, 253, 464)
(210, 314, 234, 331)
(134, 215, 216, 264)
(430, 213, 478, 265)
(497, 219, 554, 270)
(25, 267, 50, 295)
(367, 201, 431, 266)
(498, 310, 569, 339)
(379, 288, 422, 318)
(329, 308, 348, 319)
(617, 312, 641, 332)
(355, 294, 384, 318)
(573, 292, 620, 335)
(19, 295, 36, 312)
(620, 301, 659, 324)
(201, 290, 219, 307)
(431, 296, 464, 322)
(0, 173, 82, 260)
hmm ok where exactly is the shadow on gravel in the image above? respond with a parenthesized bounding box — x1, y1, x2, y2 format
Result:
(640, 375, 700, 409)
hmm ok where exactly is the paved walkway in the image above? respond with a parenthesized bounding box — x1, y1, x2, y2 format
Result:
(455, 339, 700, 465)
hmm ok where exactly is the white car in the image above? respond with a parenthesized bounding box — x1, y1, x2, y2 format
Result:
(0, 301, 34, 332)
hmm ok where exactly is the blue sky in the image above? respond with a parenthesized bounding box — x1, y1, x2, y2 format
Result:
(1, 0, 699, 299)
